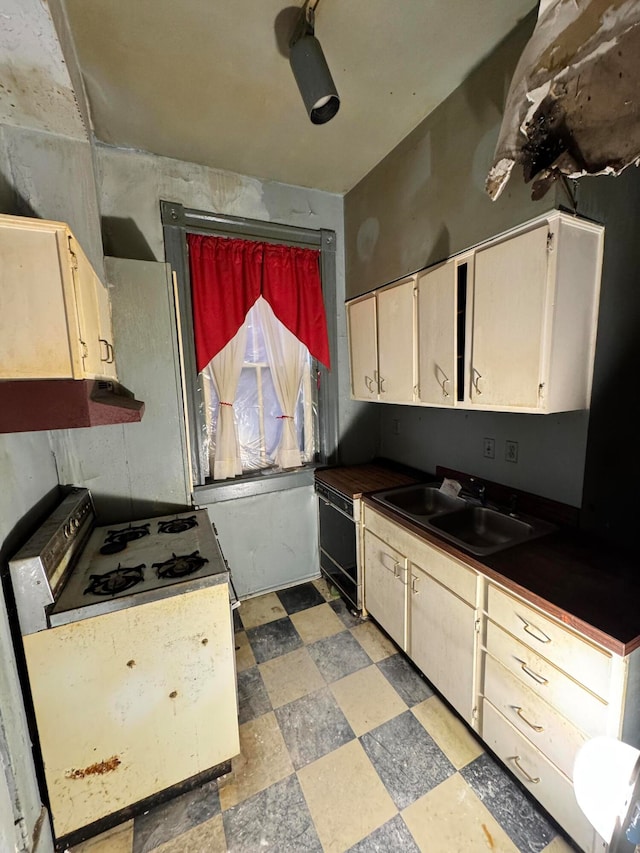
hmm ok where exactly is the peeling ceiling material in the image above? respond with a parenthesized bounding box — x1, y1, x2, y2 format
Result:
(487, 0, 640, 200)
(61, 0, 535, 193)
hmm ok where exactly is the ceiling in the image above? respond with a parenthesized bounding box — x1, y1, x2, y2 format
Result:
(62, 0, 537, 194)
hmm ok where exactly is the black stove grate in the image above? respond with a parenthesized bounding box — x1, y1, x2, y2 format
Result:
(157, 516, 199, 535)
(100, 524, 151, 555)
(84, 564, 146, 596)
(152, 551, 208, 579)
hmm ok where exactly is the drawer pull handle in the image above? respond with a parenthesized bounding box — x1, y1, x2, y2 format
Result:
(514, 706, 544, 732)
(509, 755, 540, 784)
(522, 619, 551, 644)
(519, 661, 548, 685)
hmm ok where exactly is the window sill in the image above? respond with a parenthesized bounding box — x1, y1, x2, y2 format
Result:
(194, 465, 316, 504)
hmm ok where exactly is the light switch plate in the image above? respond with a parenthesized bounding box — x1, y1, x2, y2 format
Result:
(483, 437, 495, 459)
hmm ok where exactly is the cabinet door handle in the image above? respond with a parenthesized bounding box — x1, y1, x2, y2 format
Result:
(411, 575, 419, 594)
(99, 339, 115, 364)
(365, 375, 374, 392)
(509, 755, 540, 784)
(380, 552, 400, 575)
(472, 367, 482, 395)
(513, 706, 544, 732)
(379, 375, 386, 393)
(441, 376, 450, 397)
(518, 660, 548, 685)
(393, 561, 402, 579)
(521, 619, 551, 644)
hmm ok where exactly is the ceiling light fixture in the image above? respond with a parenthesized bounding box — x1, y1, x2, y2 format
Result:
(289, 1, 340, 125)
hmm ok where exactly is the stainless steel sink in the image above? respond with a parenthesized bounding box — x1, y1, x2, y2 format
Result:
(375, 484, 465, 517)
(371, 483, 555, 556)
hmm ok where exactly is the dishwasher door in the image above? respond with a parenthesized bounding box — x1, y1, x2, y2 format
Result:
(316, 483, 359, 610)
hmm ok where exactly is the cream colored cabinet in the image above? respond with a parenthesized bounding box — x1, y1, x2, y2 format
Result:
(468, 213, 603, 412)
(362, 505, 478, 722)
(363, 528, 407, 650)
(347, 277, 415, 403)
(347, 294, 377, 400)
(416, 259, 457, 406)
(0, 214, 117, 380)
(479, 582, 633, 853)
(409, 561, 476, 723)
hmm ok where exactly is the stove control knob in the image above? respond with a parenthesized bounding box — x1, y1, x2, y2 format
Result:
(63, 524, 71, 539)
(71, 517, 80, 531)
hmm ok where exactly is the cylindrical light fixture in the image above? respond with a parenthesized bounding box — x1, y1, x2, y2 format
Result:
(290, 32, 340, 124)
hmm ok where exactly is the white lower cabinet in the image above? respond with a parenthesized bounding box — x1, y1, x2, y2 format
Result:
(361, 503, 640, 853)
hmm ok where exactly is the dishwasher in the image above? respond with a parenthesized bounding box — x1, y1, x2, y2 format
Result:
(315, 480, 360, 611)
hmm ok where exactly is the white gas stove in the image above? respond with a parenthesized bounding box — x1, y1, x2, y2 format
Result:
(9, 487, 240, 850)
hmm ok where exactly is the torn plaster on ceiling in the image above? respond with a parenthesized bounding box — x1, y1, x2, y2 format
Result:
(486, 0, 640, 200)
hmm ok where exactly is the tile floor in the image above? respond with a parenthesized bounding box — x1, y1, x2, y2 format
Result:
(72, 579, 581, 853)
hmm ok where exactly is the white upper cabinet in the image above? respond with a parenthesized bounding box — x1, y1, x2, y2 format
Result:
(347, 277, 415, 403)
(416, 259, 457, 406)
(346, 211, 604, 414)
(0, 214, 118, 381)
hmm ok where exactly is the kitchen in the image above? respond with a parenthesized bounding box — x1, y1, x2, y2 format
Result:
(1, 1, 640, 852)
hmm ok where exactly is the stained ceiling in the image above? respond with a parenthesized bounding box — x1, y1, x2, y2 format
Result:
(61, 0, 536, 194)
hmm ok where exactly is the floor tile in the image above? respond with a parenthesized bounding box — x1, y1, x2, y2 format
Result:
(412, 695, 483, 769)
(71, 821, 133, 853)
(329, 598, 362, 628)
(234, 630, 256, 673)
(218, 712, 293, 811)
(153, 813, 226, 853)
(277, 581, 325, 614)
(307, 630, 372, 683)
(245, 616, 302, 664)
(330, 664, 407, 736)
(237, 665, 271, 725)
(350, 620, 398, 662)
(346, 814, 420, 853)
(223, 774, 322, 852)
(290, 602, 345, 643)
(259, 647, 325, 709)
(238, 593, 287, 630)
(274, 687, 355, 769)
(460, 752, 557, 852)
(298, 739, 397, 853)
(313, 576, 339, 602)
(360, 710, 455, 809)
(402, 772, 520, 853)
(541, 835, 581, 853)
(133, 781, 220, 852)
(376, 653, 434, 706)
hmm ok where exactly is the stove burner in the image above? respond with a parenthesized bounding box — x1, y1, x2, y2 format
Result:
(157, 515, 198, 534)
(84, 564, 145, 596)
(99, 524, 151, 555)
(153, 551, 208, 579)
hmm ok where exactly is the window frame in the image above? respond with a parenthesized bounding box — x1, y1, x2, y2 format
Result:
(161, 201, 339, 491)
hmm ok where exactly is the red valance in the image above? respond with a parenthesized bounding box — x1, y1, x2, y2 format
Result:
(187, 233, 330, 372)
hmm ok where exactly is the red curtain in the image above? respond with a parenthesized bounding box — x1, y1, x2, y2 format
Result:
(187, 233, 331, 372)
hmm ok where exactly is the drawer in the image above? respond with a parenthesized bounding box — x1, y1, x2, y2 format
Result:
(487, 584, 612, 700)
(483, 653, 588, 780)
(485, 621, 608, 738)
(482, 700, 603, 853)
(364, 506, 476, 604)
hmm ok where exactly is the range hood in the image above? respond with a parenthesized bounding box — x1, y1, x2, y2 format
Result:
(0, 379, 145, 433)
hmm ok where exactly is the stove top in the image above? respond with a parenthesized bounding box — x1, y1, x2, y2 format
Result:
(49, 509, 227, 626)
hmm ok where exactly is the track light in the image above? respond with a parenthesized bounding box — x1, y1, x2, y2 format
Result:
(289, 3, 339, 125)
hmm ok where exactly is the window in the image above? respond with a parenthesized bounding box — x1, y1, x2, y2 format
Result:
(161, 202, 338, 488)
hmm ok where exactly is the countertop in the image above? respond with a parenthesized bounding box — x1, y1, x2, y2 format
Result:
(314, 462, 422, 500)
(363, 495, 640, 657)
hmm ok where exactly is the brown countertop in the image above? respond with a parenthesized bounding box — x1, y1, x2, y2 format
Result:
(315, 462, 423, 500)
(363, 495, 640, 657)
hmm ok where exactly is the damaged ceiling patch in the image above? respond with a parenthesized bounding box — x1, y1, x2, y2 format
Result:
(486, 0, 640, 200)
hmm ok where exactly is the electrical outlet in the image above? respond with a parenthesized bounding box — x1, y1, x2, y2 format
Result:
(483, 437, 495, 459)
(505, 440, 519, 463)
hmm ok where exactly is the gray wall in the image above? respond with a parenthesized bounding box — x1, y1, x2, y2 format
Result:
(343, 13, 596, 509)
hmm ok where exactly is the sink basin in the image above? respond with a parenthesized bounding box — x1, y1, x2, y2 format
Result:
(371, 483, 555, 556)
(428, 506, 537, 554)
(376, 484, 465, 517)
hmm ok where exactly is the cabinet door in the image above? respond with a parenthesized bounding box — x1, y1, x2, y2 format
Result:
(347, 295, 378, 400)
(69, 236, 103, 378)
(377, 279, 415, 402)
(416, 261, 456, 405)
(409, 563, 476, 723)
(363, 530, 406, 650)
(470, 225, 549, 408)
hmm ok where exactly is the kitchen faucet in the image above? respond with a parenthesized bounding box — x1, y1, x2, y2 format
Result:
(468, 478, 487, 506)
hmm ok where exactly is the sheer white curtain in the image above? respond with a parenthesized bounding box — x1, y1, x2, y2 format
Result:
(205, 323, 247, 479)
(257, 297, 306, 469)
